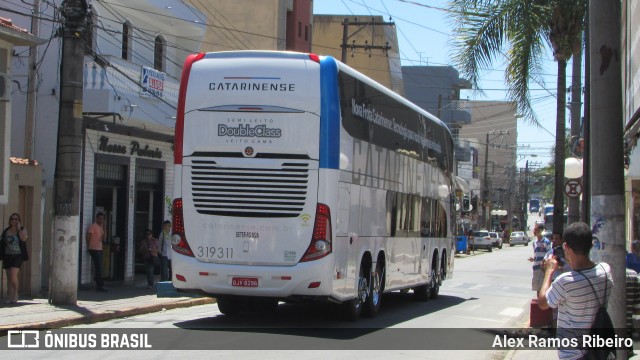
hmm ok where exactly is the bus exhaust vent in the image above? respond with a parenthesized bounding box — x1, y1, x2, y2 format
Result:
(189, 159, 309, 217)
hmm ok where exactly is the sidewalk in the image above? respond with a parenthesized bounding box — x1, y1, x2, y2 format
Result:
(0, 279, 214, 336)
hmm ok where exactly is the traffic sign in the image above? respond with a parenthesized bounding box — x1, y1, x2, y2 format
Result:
(564, 179, 582, 198)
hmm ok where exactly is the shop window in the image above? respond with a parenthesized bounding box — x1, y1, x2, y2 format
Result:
(83, 14, 96, 55)
(97, 162, 123, 180)
(136, 167, 160, 184)
(154, 35, 166, 72)
(122, 21, 132, 60)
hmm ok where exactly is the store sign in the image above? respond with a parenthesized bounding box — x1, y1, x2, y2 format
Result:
(141, 66, 165, 98)
(98, 136, 163, 159)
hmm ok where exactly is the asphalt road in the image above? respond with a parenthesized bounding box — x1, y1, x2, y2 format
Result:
(1, 236, 540, 360)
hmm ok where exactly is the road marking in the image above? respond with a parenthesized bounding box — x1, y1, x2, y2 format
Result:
(499, 307, 524, 317)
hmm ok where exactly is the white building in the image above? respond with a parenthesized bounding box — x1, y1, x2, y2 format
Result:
(3, 0, 205, 289)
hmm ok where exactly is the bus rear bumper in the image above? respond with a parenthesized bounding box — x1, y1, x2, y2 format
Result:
(171, 253, 335, 299)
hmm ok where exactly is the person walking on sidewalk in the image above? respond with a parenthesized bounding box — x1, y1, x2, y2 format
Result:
(86, 212, 107, 292)
(537, 222, 613, 360)
(158, 220, 172, 282)
(140, 229, 159, 289)
(529, 224, 552, 292)
(1, 213, 29, 303)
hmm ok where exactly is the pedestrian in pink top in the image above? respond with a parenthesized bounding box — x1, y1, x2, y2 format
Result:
(86, 212, 107, 291)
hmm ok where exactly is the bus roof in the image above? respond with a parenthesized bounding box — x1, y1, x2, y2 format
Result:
(198, 51, 451, 139)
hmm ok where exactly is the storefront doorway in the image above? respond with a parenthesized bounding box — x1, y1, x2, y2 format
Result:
(94, 157, 129, 281)
(134, 161, 164, 275)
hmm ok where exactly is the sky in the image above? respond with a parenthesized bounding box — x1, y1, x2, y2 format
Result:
(313, 0, 578, 169)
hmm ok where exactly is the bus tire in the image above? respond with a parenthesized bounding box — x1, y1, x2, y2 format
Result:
(364, 261, 383, 317)
(429, 268, 440, 299)
(413, 284, 429, 302)
(344, 261, 368, 321)
(217, 296, 242, 316)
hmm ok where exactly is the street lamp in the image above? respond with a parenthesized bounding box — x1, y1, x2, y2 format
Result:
(565, 157, 583, 179)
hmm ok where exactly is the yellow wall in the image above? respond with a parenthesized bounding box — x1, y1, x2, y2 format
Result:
(185, 0, 289, 52)
(312, 15, 404, 95)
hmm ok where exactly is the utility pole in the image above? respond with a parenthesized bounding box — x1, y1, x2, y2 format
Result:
(568, 42, 583, 225)
(589, 0, 625, 352)
(483, 132, 490, 228)
(523, 161, 529, 232)
(483, 130, 509, 229)
(340, 17, 394, 63)
(50, 0, 88, 305)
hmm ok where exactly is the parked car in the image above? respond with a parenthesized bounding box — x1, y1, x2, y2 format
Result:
(489, 231, 503, 249)
(509, 231, 529, 246)
(472, 230, 493, 252)
(542, 229, 553, 239)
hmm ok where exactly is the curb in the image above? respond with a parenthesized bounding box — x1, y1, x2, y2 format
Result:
(0, 297, 215, 337)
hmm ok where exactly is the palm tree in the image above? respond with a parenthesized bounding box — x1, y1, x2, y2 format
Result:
(449, 0, 585, 235)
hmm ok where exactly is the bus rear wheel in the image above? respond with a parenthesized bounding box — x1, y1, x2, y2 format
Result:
(217, 296, 242, 316)
(413, 283, 429, 301)
(364, 262, 383, 317)
(344, 262, 369, 321)
(429, 268, 440, 299)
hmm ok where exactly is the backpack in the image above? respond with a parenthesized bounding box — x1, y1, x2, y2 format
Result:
(577, 265, 616, 360)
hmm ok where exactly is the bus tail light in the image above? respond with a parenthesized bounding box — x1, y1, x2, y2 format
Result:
(308, 53, 320, 63)
(175, 52, 205, 165)
(172, 198, 194, 257)
(300, 203, 332, 262)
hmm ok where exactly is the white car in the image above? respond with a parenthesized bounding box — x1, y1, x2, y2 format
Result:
(489, 231, 503, 249)
(509, 231, 529, 246)
(471, 230, 493, 252)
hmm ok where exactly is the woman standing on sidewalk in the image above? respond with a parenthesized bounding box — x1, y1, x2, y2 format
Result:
(0, 213, 29, 304)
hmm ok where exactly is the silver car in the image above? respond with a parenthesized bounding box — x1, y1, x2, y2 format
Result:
(509, 231, 529, 246)
(489, 231, 503, 249)
(472, 230, 493, 251)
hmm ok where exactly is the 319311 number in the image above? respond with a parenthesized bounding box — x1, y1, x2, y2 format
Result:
(197, 246, 234, 259)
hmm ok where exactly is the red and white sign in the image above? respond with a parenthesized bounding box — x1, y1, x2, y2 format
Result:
(564, 179, 583, 198)
(232, 277, 259, 287)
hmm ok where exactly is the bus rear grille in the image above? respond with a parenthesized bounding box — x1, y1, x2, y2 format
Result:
(189, 160, 309, 217)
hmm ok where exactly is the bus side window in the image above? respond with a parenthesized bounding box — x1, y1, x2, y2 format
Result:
(386, 191, 397, 237)
(421, 197, 434, 237)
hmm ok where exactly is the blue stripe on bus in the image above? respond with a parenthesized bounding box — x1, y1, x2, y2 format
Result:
(319, 56, 340, 169)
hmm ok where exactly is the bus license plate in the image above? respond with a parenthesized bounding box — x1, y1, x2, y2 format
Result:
(232, 277, 259, 287)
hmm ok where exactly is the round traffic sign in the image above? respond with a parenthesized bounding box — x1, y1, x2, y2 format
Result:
(564, 179, 582, 198)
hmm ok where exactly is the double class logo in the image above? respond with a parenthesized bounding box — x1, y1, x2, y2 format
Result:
(218, 124, 282, 138)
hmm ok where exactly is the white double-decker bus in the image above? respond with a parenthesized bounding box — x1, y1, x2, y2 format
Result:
(171, 51, 455, 319)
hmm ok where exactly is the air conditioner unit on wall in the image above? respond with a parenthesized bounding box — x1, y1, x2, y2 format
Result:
(0, 72, 10, 101)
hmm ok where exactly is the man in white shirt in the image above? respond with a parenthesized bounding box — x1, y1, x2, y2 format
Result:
(537, 222, 613, 360)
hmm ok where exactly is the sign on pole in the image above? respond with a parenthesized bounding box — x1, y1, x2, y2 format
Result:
(564, 179, 582, 198)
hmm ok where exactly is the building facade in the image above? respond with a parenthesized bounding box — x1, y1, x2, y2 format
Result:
(458, 101, 518, 230)
(312, 15, 403, 94)
(3, 0, 311, 293)
(0, 16, 44, 298)
(623, 0, 640, 246)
